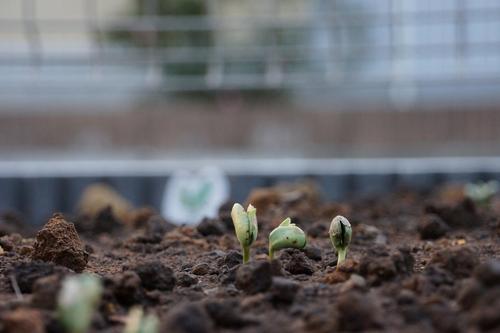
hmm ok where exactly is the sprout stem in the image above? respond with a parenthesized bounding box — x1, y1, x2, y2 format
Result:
(242, 246, 250, 264)
(268, 247, 274, 261)
(336, 249, 347, 270)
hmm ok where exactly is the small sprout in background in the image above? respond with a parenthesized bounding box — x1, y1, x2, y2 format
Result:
(124, 307, 159, 333)
(329, 215, 352, 269)
(57, 274, 103, 333)
(231, 203, 258, 263)
(268, 217, 307, 260)
(464, 180, 499, 206)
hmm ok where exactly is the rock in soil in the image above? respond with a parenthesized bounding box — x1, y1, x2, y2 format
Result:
(2, 308, 45, 333)
(235, 260, 272, 294)
(133, 261, 176, 291)
(430, 246, 479, 278)
(161, 302, 214, 333)
(417, 214, 450, 240)
(31, 213, 89, 272)
(270, 277, 300, 304)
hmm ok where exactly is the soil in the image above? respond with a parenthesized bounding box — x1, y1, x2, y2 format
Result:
(0, 182, 499, 333)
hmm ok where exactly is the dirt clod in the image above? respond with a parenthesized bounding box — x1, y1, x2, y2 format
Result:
(204, 300, 257, 328)
(31, 214, 88, 272)
(360, 246, 413, 285)
(197, 218, 227, 236)
(270, 277, 300, 304)
(221, 250, 242, 268)
(474, 259, 500, 287)
(425, 198, 481, 228)
(31, 274, 64, 309)
(302, 245, 322, 261)
(133, 261, 176, 291)
(11, 261, 60, 293)
(418, 214, 450, 239)
(430, 246, 479, 278)
(176, 272, 198, 287)
(161, 302, 214, 333)
(235, 260, 272, 294)
(192, 263, 211, 275)
(112, 270, 144, 306)
(280, 249, 315, 275)
(335, 291, 382, 331)
(2, 308, 45, 333)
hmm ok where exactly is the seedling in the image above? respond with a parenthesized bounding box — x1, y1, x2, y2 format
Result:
(231, 203, 258, 263)
(464, 180, 499, 206)
(268, 217, 307, 260)
(124, 307, 159, 333)
(57, 274, 103, 333)
(329, 215, 352, 269)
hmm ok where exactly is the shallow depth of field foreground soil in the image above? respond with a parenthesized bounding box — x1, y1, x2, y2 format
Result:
(1, 182, 500, 333)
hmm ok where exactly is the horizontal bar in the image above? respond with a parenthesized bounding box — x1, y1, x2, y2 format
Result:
(1, 8, 500, 32)
(2, 73, 500, 93)
(1, 157, 500, 178)
(2, 40, 500, 66)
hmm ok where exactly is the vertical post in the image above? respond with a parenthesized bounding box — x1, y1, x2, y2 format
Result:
(455, 0, 466, 77)
(22, 0, 42, 68)
(265, 0, 283, 87)
(206, 0, 223, 88)
(144, 0, 160, 88)
(325, 0, 337, 83)
(84, 0, 102, 75)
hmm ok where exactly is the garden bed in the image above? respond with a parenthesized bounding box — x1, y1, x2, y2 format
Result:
(0, 181, 499, 332)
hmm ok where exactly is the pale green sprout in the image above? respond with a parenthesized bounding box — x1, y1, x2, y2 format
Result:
(268, 217, 307, 260)
(231, 203, 258, 263)
(57, 274, 103, 333)
(329, 215, 352, 269)
(124, 307, 159, 333)
(464, 180, 499, 205)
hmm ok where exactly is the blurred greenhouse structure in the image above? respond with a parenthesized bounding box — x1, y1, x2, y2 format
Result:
(1, 0, 500, 223)
(2, 0, 500, 105)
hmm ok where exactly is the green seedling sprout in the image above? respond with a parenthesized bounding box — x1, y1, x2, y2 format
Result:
(464, 180, 499, 206)
(231, 203, 258, 263)
(57, 274, 103, 333)
(268, 217, 307, 260)
(124, 307, 159, 333)
(329, 215, 352, 269)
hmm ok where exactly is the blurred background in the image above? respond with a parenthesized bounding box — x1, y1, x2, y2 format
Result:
(1, 0, 500, 226)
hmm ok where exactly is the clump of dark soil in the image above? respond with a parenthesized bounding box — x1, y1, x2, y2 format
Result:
(31, 213, 89, 272)
(0, 182, 499, 333)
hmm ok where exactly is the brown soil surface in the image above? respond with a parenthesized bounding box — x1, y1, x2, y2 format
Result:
(0, 182, 499, 333)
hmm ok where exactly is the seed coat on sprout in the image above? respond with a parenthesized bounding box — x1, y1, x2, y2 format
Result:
(268, 217, 307, 260)
(231, 203, 258, 263)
